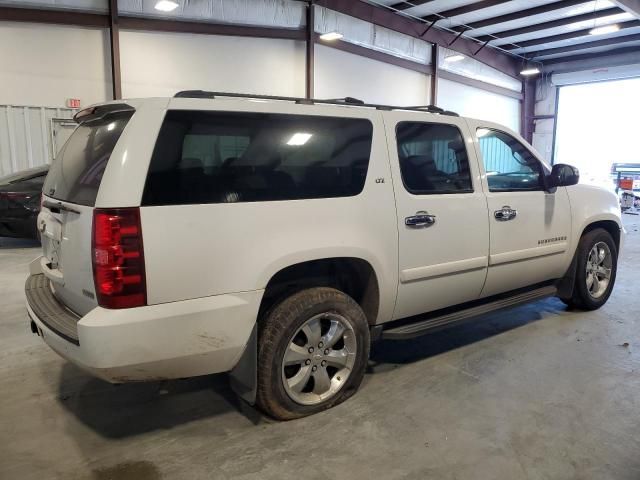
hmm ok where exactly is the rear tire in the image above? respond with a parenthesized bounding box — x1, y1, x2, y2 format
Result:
(564, 228, 617, 310)
(256, 287, 369, 420)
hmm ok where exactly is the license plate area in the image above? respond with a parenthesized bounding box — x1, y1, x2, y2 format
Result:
(39, 211, 63, 272)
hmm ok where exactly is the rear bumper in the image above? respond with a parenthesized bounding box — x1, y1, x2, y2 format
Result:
(25, 266, 263, 383)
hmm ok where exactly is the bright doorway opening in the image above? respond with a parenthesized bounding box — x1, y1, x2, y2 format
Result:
(554, 77, 640, 191)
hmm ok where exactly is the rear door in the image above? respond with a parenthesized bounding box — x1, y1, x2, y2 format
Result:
(39, 107, 133, 315)
(467, 120, 572, 297)
(384, 111, 490, 320)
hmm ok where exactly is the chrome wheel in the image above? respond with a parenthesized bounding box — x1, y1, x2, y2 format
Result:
(281, 313, 357, 406)
(586, 241, 612, 299)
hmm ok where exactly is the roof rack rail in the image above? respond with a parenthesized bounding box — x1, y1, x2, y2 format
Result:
(405, 105, 459, 116)
(324, 97, 365, 105)
(173, 90, 458, 116)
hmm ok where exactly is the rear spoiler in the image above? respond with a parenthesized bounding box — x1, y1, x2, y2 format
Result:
(73, 103, 135, 124)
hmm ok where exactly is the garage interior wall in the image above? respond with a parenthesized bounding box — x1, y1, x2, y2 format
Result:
(437, 78, 521, 132)
(314, 44, 430, 106)
(0, 21, 112, 107)
(0, 5, 527, 176)
(119, 31, 306, 98)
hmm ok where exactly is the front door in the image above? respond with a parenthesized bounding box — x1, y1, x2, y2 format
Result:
(467, 120, 572, 297)
(384, 112, 490, 320)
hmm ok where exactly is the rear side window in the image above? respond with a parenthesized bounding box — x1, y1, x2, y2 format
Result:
(396, 122, 472, 194)
(142, 111, 373, 205)
(43, 112, 132, 206)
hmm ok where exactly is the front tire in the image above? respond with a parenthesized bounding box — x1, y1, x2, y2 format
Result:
(256, 287, 370, 420)
(565, 228, 617, 310)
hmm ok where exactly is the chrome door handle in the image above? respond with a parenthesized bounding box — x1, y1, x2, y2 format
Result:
(405, 211, 436, 228)
(494, 206, 517, 221)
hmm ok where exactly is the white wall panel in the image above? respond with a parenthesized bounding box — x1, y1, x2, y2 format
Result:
(0, 22, 112, 107)
(0, 0, 107, 12)
(439, 47, 521, 93)
(315, 6, 431, 64)
(119, 0, 305, 28)
(314, 45, 430, 106)
(120, 30, 306, 98)
(437, 78, 520, 132)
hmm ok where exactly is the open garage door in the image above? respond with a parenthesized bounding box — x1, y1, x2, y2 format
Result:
(554, 77, 640, 191)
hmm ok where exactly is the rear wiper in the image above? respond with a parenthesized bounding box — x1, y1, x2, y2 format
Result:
(42, 200, 81, 214)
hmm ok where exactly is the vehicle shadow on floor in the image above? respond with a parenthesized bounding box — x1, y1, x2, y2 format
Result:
(57, 365, 263, 439)
(57, 297, 566, 439)
(369, 297, 566, 370)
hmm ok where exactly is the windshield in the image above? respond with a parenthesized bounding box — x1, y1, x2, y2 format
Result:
(43, 111, 132, 206)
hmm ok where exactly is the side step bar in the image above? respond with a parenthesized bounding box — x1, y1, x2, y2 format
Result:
(382, 285, 558, 340)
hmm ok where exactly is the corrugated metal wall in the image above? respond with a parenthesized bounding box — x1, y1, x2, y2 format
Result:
(479, 136, 519, 173)
(0, 105, 76, 177)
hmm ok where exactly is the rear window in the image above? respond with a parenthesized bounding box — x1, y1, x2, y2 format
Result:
(141, 111, 373, 205)
(43, 112, 132, 206)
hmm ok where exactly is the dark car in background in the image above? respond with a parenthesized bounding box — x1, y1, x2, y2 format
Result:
(0, 165, 48, 239)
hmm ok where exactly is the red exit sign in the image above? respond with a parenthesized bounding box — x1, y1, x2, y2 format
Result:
(66, 98, 81, 109)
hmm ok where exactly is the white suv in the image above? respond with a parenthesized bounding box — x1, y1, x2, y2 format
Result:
(26, 91, 623, 420)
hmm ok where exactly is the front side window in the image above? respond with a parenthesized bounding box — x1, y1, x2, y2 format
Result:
(396, 122, 472, 194)
(477, 128, 544, 192)
(142, 111, 373, 205)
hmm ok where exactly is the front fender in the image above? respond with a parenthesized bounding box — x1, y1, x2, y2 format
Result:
(567, 185, 623, 253)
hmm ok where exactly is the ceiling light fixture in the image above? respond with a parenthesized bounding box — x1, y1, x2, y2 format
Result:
(319, 31, 343, 41)
(155, 0, 179, 12)
(520, 67, 541, 76)
(444, 54, 465, 63)
(589, 24, 620, 35)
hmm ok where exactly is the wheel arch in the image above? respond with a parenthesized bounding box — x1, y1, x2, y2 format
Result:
(558, 218, 622, 300)
(580, 219, 621, 252)
(258, 257, 381, 326)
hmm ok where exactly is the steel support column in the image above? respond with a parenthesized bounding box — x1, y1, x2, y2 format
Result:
(109, 0, 122, 100)
(306, 2, 315, 99)
(430, 44, 439, 106)
(521, 78, 535, 143)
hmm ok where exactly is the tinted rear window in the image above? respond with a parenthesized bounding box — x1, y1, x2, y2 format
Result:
(43, 112, 132, 206)
(142, 111, 373, 205)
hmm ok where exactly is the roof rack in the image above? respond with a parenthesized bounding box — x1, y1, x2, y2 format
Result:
(173, 90, 459, 116)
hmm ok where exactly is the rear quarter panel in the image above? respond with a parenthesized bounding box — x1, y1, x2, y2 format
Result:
(139, 99, 399, 324)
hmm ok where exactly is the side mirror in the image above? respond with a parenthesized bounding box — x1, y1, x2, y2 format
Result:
(548, 163, 579, 189)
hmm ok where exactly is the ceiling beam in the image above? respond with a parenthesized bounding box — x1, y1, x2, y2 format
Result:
(457, 0, 589, 31)
(611, 0, 640, 19)
(422, 0, 512, 23)
(503, 19, 640, 50)
(473, 7, 624, 43)
(541, 45, 640, 70)
(388, 0, 435, 12)
(527, 32, 640, 58)
(314, 0, 521, 78)
(0, 6, 108, 27)
(118, 16, 306, 40)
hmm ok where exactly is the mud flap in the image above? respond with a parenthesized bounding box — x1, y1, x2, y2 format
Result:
(229, 323, 257, 405)
(556, 250, 578, 300)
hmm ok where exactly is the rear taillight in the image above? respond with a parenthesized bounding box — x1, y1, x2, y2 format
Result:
(92, 208, 146, 309)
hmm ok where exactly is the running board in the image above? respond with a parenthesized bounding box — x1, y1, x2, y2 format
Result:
(382, 285, 558, 340)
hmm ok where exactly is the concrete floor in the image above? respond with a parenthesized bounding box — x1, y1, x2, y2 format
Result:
(1, 216, 640, 480)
